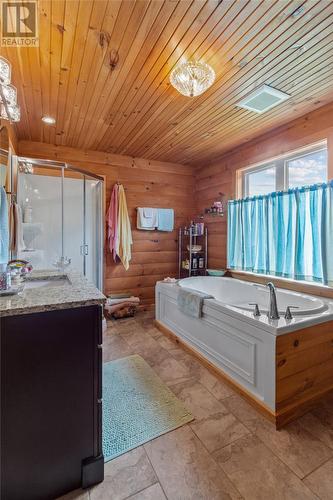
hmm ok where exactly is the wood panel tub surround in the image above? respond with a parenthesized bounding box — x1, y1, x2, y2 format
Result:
(18, 141, 196, 306)
(276, 320, 333, 428)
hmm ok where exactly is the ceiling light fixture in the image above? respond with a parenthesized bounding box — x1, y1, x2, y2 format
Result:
(170, 61, 215, 97)
(0, 56, 20, 123)
(42, 116, 56, 124)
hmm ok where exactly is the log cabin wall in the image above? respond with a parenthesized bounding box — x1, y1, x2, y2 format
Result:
(18, 140, 196, 307)
(0, 120, 18, 154)
(194, 102, 333, 273)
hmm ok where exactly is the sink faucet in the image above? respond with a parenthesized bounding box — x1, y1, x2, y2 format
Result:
(266, 282, 280, 320)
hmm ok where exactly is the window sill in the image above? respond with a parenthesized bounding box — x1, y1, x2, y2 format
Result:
(229, 270, 333, 299)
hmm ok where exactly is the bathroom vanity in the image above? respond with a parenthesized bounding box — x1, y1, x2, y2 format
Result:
(0, 271, 105, 500)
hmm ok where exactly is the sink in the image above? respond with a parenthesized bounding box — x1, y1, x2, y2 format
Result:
(24, 278, 70, 289)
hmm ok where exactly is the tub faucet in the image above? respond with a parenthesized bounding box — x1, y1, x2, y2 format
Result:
(266, 282, 280, 320)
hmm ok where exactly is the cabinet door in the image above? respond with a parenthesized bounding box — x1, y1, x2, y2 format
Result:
(1, 305, 102, 500)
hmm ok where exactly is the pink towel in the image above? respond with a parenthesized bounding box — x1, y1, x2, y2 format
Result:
(107, 183, 119, 261)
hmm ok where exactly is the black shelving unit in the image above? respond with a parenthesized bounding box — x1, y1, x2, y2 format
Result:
(178, 225, 208, 278)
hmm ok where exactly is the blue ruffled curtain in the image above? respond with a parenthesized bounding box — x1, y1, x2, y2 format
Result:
(227, 181, 333, 286)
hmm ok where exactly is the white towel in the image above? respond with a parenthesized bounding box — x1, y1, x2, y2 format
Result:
(137, 207, 158, 230)
(143, 207, 153, 218)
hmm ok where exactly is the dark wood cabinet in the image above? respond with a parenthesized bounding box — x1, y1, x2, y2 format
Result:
(0, 305, 104, 500)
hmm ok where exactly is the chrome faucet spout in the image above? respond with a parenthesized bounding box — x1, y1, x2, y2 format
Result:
(266, 282, 280, 320)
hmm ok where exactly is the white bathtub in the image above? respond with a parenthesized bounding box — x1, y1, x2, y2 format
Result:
(155, 276, 333, 410)
(179, 276, 328, 318)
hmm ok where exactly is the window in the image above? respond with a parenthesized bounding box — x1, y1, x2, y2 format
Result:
(242, 143, 327, 197)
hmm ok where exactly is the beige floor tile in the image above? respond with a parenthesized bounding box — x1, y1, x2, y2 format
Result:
(223, 394, 333, 478)
(170, 378, 248, 452)
(144, 426, 242, 500)
(191, 411, 250, 453)
(126, 483, 166, 500)
(298, 411, 333, 450)
(303, 458, 333, 499)
(146, 328, 163, 340)
(197, 368, 235, 401)
(214, 434, 317, 500)
(155, 334, 178, 351)
(222, 394, 266, 432)
(170, 379, 227, 420)
(117, 327, 150, 346)
(129, 340, 171, 368)
(102, 336, 134, 362)
(152, 355, 192, 385)
(90, 447, 157, 500)
(256, 418, 332, 479)
(170, 348, 234, 400)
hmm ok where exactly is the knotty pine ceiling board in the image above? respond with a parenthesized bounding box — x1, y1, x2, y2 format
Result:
(3, 0, 333, 165)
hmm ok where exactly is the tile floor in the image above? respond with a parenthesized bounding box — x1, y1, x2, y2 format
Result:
(60, 311, 333, 500)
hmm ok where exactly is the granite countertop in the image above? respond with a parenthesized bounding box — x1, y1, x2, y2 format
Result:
(0, 270, 106, 317)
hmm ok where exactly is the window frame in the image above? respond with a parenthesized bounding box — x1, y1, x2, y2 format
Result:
(240, 141, 328, 198)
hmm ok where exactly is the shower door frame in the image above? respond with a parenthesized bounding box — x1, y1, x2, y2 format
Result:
(15, 156, 104, 291)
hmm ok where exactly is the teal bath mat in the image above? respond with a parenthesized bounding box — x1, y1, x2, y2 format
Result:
(102, 354, 193, 462)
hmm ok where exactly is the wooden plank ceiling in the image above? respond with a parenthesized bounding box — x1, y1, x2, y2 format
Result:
(3, 0, 333, 166)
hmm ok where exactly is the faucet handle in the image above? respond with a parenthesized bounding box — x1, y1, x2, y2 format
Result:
(284, 306, 299, 320)
(249, 303, 261, 317)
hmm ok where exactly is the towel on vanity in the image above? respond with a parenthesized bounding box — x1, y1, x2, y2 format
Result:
(157, 208, 174, 232)
(177, 287, 213, 318)
(137, 207, 158, 230)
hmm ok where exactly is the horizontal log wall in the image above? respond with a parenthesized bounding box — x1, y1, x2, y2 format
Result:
(194, 102, 333, 273)
(275, 320, 333, 427)
(18, 141, 196, 306)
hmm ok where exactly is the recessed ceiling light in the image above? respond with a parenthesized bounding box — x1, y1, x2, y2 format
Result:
(42, 116, 56, 124)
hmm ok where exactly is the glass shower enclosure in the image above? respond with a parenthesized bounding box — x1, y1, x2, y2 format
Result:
(16, 157, 104, 290)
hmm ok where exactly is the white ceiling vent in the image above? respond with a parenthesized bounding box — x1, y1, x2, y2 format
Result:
(237, 84, 290, 114)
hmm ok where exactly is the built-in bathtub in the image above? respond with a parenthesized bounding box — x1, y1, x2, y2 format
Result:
(155, 276, 333, 427)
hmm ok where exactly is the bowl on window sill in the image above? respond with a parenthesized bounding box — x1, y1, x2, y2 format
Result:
(207, 269, 226, 277)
